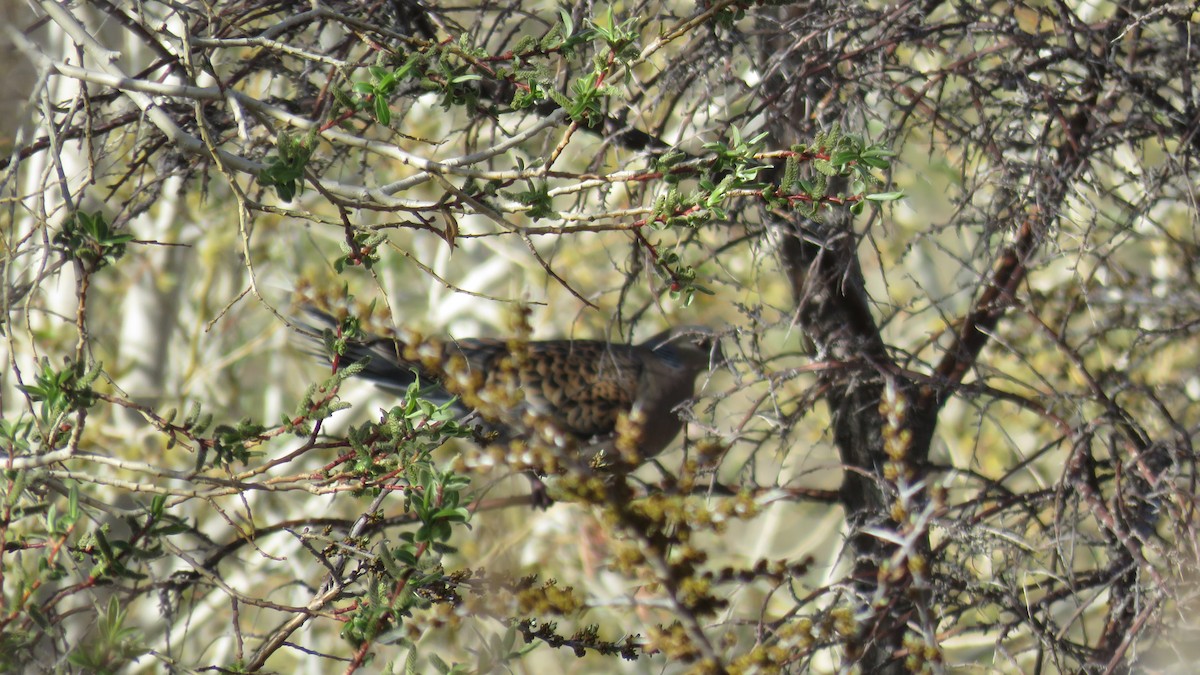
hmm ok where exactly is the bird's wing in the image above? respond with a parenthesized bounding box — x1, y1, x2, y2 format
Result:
(300, 310, 656, 444)
(464, 340, 643, 440)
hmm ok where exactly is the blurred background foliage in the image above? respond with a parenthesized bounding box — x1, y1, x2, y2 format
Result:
(1, 0, 1199, 673)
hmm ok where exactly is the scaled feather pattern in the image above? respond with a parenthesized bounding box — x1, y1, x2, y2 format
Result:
(300, 307, 721, 460)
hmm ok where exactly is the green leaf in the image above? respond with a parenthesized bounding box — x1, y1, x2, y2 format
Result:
(831, 150, 859, 165)
(557, 7, 574, 36)
(375, 96, 391, 125)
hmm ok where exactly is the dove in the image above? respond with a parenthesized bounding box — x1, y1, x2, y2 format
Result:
(299, 306, 721, 467)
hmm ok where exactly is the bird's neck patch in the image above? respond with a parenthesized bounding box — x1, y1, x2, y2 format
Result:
(652, 344, 684, 368)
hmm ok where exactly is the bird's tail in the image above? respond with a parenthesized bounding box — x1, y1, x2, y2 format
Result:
(295, 305, 457, 407)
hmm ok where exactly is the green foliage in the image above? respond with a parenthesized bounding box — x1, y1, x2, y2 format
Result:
(778, 124, 904, 216)
(644, 124, 901, 301)
(509, 70, 552, 109)
(352, 57, 423, 125)
(2, 0, 1050, 672)
(344, 379, 473, 485)
(658, 123, 903, 228)
(549, 8, 597, 55)
(306, 304, 476, 487)
(425, 625, 536, 674)
(0, 629, 39, 674)
(548, 69, 616, 127)
(258, 131, 315, 201)
(66, 596, 149, 674)
(0, 416, 35, 458)
(52, 211, 133, 273)
(0, 481, 168, 672)
(425, 57, 484, 112)
(288, 371, 354, 434)
(588, 6, 640, 63)
(538, 8, 638, 125)
(405, 465, 471, 548)
(18, 357, 100, 436)
(336, 230, 386, 272)
(658, 250, 715, 307)
(208, 418, 266, 467)
(702, 125, 769, 182)
(340, 463, 473, 648)
(512, 181, 556, 220)
(80, 525, 152, 582)
(654, 149, 688, 185)
(709, 1, 753, 30)
(166, 400, 213, 450)
(46, 482, 81, 539)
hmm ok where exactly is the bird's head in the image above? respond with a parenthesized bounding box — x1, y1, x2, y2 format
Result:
(645, 325, 724, 372)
